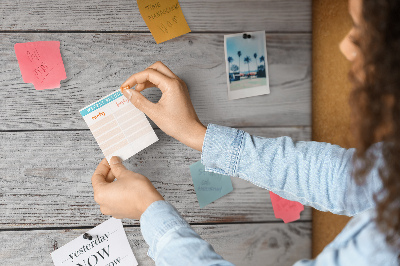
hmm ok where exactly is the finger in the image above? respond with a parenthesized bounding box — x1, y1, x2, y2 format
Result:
(121, 89, 158, 116)
(91, 159, 110, 189)
(135, 81, 156, 92)
(147, 61, 178, 79)
(109, 156, 131, 179)
(100, 206, 112, 216)
(105, 169, 116, 183)
(135, 61, 178, 91)
(120, 68, 173, 94)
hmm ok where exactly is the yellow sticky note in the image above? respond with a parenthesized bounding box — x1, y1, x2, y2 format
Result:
(137, 0, 191, 44)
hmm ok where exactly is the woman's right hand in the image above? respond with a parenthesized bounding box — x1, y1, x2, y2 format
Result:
(120, 61, 207, 152)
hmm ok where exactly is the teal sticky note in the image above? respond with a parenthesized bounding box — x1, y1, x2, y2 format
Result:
(189, 161, 233, 208)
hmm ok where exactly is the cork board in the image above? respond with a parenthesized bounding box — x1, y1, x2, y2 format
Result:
(312, 0, 353, 257)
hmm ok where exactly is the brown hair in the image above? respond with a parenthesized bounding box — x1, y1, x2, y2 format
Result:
(350, 0, 400, 251)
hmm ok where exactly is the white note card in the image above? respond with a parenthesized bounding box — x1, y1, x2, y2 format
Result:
(51, 218, 138, 266)
(79, 89, 158, 162)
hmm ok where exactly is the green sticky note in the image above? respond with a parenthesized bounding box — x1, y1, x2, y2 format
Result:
(189, 161, 233, 208)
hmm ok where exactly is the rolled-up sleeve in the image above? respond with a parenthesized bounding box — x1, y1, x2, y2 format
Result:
(140, 200, 234, 265)
(201, 124, 382, 216)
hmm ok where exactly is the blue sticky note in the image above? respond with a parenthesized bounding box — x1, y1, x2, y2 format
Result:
(189, 161, 233, 208)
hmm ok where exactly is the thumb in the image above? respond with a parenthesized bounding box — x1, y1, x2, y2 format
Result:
(122, 89, 155, 116)
(109, 156, 130, 179)
(92, 158, 111, 189)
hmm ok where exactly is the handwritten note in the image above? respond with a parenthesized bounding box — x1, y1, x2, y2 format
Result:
(51, 218, 138, 266)
(79, 90, 158, 162)
(14, 41, 66, 90)
(190, 161, 233, 208)
(137, 0, 191, 44)
(269, 191, 304, 223)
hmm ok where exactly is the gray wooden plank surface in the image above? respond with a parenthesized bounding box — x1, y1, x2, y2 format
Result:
(0, 0, 311, 33)
(0, 127, 311, 228)
(0, 33, 311, 130)
(0, 222, 312, 265)
(0, 0, 313, 264)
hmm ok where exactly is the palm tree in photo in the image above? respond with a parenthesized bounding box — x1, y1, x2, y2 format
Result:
(237, 51, 242, 77)
(260, 55, 266, 72)
(253, 53, 258, 74)
(227, 56, 234, 73)
(244, 56, 251, 78)
(231, 64, 239, 73)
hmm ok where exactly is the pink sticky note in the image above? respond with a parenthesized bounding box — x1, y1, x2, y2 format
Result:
(14, 41, 67, 90)
(270, 191, 304, 223)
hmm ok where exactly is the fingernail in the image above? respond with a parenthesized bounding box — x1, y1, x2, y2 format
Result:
(120, 86, 129, 94)
(110, 156, 122, 165)
(124, 89, 133, 100)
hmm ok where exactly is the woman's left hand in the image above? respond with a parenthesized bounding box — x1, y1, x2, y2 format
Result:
(91, 157, 164, 220)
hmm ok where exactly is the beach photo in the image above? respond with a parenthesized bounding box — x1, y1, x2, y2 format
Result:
(224, 31, 270, 100)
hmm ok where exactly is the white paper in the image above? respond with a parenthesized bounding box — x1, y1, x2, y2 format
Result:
(79, 89, 158, 162)
(51, 218, 138, 266)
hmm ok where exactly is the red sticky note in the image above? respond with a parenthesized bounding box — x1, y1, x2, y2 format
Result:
(270, 191, 304, 223)
(14, 41, 66, 90)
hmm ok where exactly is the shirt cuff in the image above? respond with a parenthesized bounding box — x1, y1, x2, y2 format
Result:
(201, 124, 245, 176)
(140, 200, 190, 260)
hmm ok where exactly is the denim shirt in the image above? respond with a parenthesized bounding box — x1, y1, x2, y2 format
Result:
(140, 124, 399, 265)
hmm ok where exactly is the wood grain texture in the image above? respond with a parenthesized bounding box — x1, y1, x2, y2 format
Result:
(0, 0, 311, 33)
(0, 0, 313, 263)
(0, 33, 311, 130)
(0, 127, 311, 228)
(0, 222, 312, 265)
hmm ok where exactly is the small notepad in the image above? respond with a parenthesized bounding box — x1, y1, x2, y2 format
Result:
(51, 218, 138, 266)
(80, 90, 158, 162)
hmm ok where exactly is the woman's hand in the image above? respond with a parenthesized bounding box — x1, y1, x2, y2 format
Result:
(91, 157, 164, 220)
(120, 61, 206, 152)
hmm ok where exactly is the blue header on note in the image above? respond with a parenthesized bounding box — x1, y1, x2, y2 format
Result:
(80, 91, 123, 117)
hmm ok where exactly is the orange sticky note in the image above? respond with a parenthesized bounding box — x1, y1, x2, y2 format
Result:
(270, 191, 304, 223)
(14, 41, 66, 90)
(137, 0, 191, 44)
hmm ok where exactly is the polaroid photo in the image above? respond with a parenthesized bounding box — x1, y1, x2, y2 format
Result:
(224, 31, 270, 100)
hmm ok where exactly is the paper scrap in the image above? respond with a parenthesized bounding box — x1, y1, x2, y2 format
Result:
(190, 161, 233, 208)
(137, 0, 191, 44)
(51, 218, 138, 266)
(269, 191, 304, 223)
(79, 90, 158, 162)
(14, 41, 66, 90)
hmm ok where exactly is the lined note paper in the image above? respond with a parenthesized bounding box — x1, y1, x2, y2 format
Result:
(137, 0, 191, 44)
(80, 90, 158, 162)
(14, 41, 66, 90)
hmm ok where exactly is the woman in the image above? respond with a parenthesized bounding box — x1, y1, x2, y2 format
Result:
(91, 0, 400, 264)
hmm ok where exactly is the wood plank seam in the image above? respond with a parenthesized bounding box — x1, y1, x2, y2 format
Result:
(0, 219, 314, 232)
